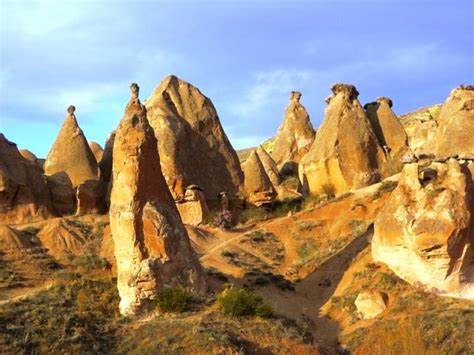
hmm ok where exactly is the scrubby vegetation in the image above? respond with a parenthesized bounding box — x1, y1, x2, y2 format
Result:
(155, 287, 198, 313)
(217, 287, 274, 318)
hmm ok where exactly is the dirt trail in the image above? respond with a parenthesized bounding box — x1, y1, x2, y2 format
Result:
(0, 280, 57, 305)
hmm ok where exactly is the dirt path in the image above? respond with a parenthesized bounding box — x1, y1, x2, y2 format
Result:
(0, 280, 57, 305)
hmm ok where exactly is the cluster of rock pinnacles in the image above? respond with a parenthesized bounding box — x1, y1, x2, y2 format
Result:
(1, 76, 473, 314)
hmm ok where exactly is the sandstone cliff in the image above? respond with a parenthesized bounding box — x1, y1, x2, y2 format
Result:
(145, 75, 243, 201)
(110, 83, 206, 315)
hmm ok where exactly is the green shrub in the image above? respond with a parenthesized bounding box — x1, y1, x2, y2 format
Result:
(155, 288, 196, 313)
(73, 254, 109, 271)
(217, 288, 273, 318)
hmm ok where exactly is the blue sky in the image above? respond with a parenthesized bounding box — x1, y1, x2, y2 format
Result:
(1, 0, 473, 158)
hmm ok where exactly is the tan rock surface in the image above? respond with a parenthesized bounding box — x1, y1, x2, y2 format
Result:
(99, 131, 115, 183)
(88, 141, 104, 164)
(145, 75, 243, 201)
(44, 106, 99, 187)
(437, 85, 474, 159)
(0, 134, 53, 224)
(354, 289, 387, 319)
(364, 96, 412, 166)
(372, 159, 474, 299)
(299, 84, 387, 196)
(399, 105, 441, 157)
(110, 83, 206, 315)
(256, 145, 281, 187)
(242, 150, 276, 206)
(176, 185, 210, 226)
(272, 91, 315, 165)
(19, 149, 39, 165)
(45, 172, 76, 216)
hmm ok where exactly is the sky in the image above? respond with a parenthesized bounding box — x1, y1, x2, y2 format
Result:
(1, 0, 473, 158)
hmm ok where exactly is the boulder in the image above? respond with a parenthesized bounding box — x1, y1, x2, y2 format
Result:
(75, 181, 98, 215)
(372, 159, 474, 299)
(437, 85, 474, 159)
(299, 84, 387, 196)
(176, 185, 210, 226)
(19, 149, 39, 165)
(0, 134, 53, 224)
(45, 172, 76, 216)
(88, 141, 104, 164)
(145, 75, 243, 201)
(272, 91, 315, 165)
(242, 150, 276, 206)
(110, 83, 206, 315)
(364, 96, 412, 168)
(44, 106, 99, 187)
(354, 289, 387, 319)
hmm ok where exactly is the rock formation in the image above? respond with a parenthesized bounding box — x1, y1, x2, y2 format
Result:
(176, 185, 210, 226)
(372, 159, 474, 299)
(88, 141, 104, 164)
(272, 91, 315, 165)
(437, 85, 474, 159)
(256, 145, 280, 188)
(145, 75, 243, 201)
(110, 83, 206, 315)
(242, 150, 276, 206)
(0, 134, 53, 224)
(354, 289, 387, 319)
(99, 131, 115, 183)
(399, 105, 441, 158)
(44, 106, 99, 187)
(299, 84, 388, 196)
(19, 149, 39, 165)
(45, 172, 76, 216)
(364, 96, 412, 167)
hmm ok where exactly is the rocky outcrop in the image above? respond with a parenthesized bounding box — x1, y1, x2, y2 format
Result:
(176, 185, 210, 226)
(372, 159, 474, 299)
(88, 141, 104, 164)
(110, 83, 206, 315)
(99, 131, 115, 184)
(437, 85, 474, 159)
(272, 91, 315, 165)
(399, 105, 441, 157)
(299, 84, 388, 196)
(0, 134, 53, 224)
(256, 146, 280, 188)
(44, 106, 99, 187)
(242, 150, 276, 206)
(45, 172, 76, 216)
(364, 97, 412, 167)
(354, 289, 387, 319)
(145, 75, 243, 201)
(19, 149, 39, 165)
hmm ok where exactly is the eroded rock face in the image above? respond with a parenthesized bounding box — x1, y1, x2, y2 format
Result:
(88, 141, 104, 164)
(272, 91, 315, 165)
(299, 84, 387, 196)
(110, 83, 206, 315)
(99, 131, 115, 184)
(145, 75, 243, 201)
(364, 97, 412, 168)
(354, 289, 387, 319)
(45, 172, 76, 216)
(0, 134, 53, 224)
(176, 185, 210, 226)
(372, 159, 474, 299)
(437, 85, 474, 159)
(242, 150, 276, 206)
(44, 106, 99, 187)
(19, 149, 39, 165)
(399, 105, 441, 158)
(256, 145, 281, 188)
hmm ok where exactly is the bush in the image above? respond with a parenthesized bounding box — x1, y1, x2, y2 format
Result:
(155, 288, 196, 313)
(73, 254, 109, 271)
(214, 210, 233, 229)
(217, 288, 273, 318)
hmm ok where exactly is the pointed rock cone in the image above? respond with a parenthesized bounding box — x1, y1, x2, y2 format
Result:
(299, 84, 387, 196)
(272, 91, 315, 165)
(256, 145, 280, 187)
(88, 141, 104, 164)
(44, 106, 99, 187)
(145, 75, 244, 201)
(110, 83, 206, 316)
(242, 150, 276, 206)
(364, 97, 412, 170)
(437, 85, 474, 159)
(372, 159, 474, 300)
(99, 131, 115, 183)
(0, 134, 53, 223)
